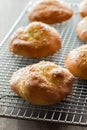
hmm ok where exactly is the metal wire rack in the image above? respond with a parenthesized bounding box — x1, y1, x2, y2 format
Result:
(0, 0, 87, 126)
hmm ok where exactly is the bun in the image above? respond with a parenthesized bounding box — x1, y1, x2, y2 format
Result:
(65, 45, 87, 80)
(79, 0, 87, 17)
(10, 61, 75, 105)
(28, 0, 73, 24)
(9, 22, 61, 58)
(76, 17, 87, 42)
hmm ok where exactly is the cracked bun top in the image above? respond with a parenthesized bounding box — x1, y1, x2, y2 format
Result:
(65, 45, 87, 80)
(9, 22, 61, 58)
(10, 61, 75, 105)
(28, 0, 73, 24)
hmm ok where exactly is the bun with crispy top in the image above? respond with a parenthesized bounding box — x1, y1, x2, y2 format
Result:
(65, 45, 87, 80)
(28, 0, 73, 24)
(9, 22, 61, 58)
(10, 61, 75, 105)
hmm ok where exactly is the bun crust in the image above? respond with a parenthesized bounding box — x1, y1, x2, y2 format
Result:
(79, 0, 87, 17)
(10, 61, 75, 105)
(65, 45, 87, 80)
(76, 17, 87, 42)
(28, 0, 73, 24)
(9, 22, 61, 58)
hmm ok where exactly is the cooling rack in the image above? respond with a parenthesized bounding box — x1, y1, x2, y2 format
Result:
(0, 0, 87, 126)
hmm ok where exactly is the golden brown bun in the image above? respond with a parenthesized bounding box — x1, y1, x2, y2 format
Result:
(10, 61, 75, 105)
(28, 0, 73, 24)
(79, 0, 87, 17)
(76, 17, 87, 42)
(65, 45, 87, 80)
(9, 22, 61, 58)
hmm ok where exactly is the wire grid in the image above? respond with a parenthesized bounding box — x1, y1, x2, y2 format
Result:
(0, 1, 87, 126)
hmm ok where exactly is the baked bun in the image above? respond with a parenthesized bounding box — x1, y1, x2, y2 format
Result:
(28, 0, 73, 24)
(10, 61, 75, 105)
(76, 17, 87, 42)
(79, 0, 87, 17)
(65, 45, 87, 80)
(9, 22, 61, 58)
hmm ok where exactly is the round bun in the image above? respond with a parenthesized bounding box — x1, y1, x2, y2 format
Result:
(65, 45, 87, 80)
(79, 0, 87, 17)
(10, 61, 75, 105)
(9, 22, 61, 58)
(76, 17, 87, 42)
(28, 0, 73, 24)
